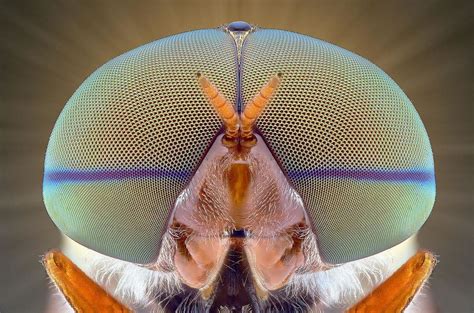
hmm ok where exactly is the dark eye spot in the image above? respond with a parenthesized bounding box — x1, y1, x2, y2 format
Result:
(227, 21, 252, 32)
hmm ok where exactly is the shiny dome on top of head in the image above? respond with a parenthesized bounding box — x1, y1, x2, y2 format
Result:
(227, 21, 252, 32)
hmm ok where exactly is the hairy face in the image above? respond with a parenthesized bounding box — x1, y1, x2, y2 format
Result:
(55, 134, 419, 312)
(62, 230, 409, 312)
(162, 133, 313, 309)
(169, 134, 309, 294)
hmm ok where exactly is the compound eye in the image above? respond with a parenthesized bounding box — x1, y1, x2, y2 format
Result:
(241, 30, 436, 264)
(43, 29, 237, 264)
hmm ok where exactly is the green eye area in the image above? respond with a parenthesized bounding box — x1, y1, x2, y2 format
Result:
(242, 30, 435, 263)
(43, 29, 237, 264)
(43, 27, 435, 265)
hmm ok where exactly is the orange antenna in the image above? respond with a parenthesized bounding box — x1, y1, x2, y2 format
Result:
(241, 74, 281, 139)
(198, 73, 239, 138)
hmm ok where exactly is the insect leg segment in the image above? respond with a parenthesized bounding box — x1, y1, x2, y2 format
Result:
(43, 250, 132, 312)
(347, 250, 436, 312)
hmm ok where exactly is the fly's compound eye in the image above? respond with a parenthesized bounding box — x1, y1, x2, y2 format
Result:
(43, 29, 237, 264)
(43, 26, 436, 267)
(241, 30, 435, 264)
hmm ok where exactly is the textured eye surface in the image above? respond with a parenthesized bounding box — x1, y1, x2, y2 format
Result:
(43, 26, 436, 266)
(43, 29, 237, 263)
(241, 30, 435, 263)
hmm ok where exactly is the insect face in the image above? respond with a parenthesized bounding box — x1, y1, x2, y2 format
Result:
(42, 21, 436, 312)
(171, 132, 308, 292)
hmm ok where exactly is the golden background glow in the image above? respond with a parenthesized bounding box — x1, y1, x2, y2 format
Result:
(0, 1, 472, 312)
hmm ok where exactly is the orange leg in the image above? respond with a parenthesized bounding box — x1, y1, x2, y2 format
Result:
(43, 250, 131, 313)
(347, 250, 436, 313)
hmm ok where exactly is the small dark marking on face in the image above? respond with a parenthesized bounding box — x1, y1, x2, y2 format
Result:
(229, 229, 247, 238)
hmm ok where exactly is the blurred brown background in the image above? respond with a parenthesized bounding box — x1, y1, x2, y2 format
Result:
(0, 0, 472, 312)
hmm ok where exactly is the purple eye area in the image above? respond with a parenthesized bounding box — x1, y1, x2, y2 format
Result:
(286, 168, 434, 183)
(43, 168, 192, 184)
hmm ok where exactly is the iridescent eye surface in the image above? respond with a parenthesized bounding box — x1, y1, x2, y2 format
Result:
(43, 30, 237, 263)
(43, 27, 435, 265)
(241, 30, 435, 263)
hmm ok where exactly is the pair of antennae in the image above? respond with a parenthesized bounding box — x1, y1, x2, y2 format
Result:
(198, 73, 281, 146)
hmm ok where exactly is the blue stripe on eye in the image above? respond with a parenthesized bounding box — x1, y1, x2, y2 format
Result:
(287, 168, 434, 184)
(44, 167, 434, 186)
(43, 168, 193, 185)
